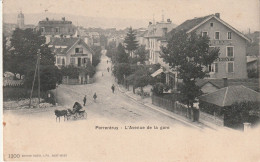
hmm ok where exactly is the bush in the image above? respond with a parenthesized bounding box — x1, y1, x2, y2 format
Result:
(248, 69, 259, 78)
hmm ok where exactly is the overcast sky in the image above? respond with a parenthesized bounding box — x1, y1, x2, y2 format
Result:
(3, 0, 260, 31)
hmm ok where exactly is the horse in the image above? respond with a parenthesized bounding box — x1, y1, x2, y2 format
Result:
(54, 110, 68, 122)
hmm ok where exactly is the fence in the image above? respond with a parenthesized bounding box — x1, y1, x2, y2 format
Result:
(152, 95, 188, 118)
(152, 95, 224, 126)
(3, 78, 24, 87)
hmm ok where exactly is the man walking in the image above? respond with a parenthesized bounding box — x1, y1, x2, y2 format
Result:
(83, 95, 87, 106)
(107, 67, 110, 72)
(93, 93, 97, 102)
(111, 84, 115, 93)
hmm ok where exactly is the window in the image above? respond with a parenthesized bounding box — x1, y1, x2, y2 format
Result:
(227, 46, 234, 57)
(208, 63, 218, 73)
(210, 23, 213, 27)
(202, 32, 208, 37)
(55, 28, 59, 33)
(41, 27, 45, 33)
(57, 57, 61, 64)
(215, 32, 220, 40)
(227, 32, 232, 40)
(62, 58, 65, 65)
(227, 62, 234, 73)
(75, 48, 83, 53)
(70, 58, 75, 65)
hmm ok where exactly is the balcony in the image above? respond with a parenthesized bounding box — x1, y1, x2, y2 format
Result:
(210, 40, 232, 46)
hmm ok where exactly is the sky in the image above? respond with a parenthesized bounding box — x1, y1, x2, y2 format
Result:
(2, 0, 260, 31)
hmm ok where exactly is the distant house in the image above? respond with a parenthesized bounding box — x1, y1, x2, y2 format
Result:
(48, 37, 94, 68)
(37, 17, 76, 43)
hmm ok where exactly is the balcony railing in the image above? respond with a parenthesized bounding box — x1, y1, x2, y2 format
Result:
(210, 40, 232, 46)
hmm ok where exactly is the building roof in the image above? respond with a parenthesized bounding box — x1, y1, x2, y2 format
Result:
(48, 37, 94, 55)
(196, 78, 259, 91)
(198, 85, 260, 107)
(168, 14, 250, 42)
(145, 22, 175, 38)
(173, 15, 212, 33)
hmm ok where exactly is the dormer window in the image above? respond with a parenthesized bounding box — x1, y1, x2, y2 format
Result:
(210, 23, 213, 27)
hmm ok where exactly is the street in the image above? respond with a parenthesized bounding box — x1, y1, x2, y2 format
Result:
(55, 50, 189, 126)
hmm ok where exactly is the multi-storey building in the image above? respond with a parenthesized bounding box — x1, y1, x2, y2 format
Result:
(38, 17, 76, 43)
(145, 18, 176, 64)
(172, 13, 250, 79)
(152, 13, 251, 91)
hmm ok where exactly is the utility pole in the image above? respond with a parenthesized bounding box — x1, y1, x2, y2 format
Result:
(37, 50, 41, 108)
(29, 55, 39, 108)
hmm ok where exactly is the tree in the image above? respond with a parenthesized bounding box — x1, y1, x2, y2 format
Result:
(135, 45, 148, 64)
(100, 34, 108, 47)
(112, 63, 132, 84)
(9, 28, 59, 92)
(115, 43, 129, 63)
(91, 45, 102, 67)
(3, 35, 10, 73)
(24, 65, 61, 91)
(124, 27, 139, 57)
(9, 28, 55, 78)
(161, 31, 219, 119)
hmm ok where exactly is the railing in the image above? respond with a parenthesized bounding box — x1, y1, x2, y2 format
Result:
(210, 40, 232, 45)
(3, 78, 24, 87)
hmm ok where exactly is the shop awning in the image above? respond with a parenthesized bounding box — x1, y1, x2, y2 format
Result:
(151, 68, 164, 77)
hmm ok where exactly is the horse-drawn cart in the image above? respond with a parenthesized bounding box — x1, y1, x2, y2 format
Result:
(67, 102, 87, 120)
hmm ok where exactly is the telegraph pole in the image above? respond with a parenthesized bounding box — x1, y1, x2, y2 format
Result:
(29, 56, 39, 108)
(37, 50, 41, 108)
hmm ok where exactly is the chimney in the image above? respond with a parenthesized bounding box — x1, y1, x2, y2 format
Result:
(167, 19, 171, 23)
(223, 77, 228, 87)
(215, 13, 220, 18)
(62, 17, 65, 21)
(46, 17, 49, 21)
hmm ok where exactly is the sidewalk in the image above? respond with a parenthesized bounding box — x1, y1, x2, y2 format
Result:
(116, 84, 213, 130)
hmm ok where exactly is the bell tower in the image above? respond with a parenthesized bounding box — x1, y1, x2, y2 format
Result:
(17, 11, 25, 28)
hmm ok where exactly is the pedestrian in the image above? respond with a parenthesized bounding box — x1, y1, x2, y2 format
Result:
(102, 72, 104, 77)
(111, 84, 115, 93)
(107, 67, 110, 72)
(83, 95, 87, 106)
(93, 93, 97, 102)
(107, 60, 108, 64)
